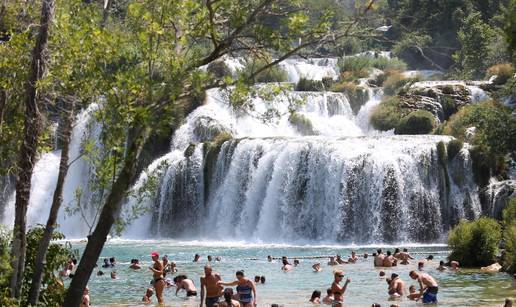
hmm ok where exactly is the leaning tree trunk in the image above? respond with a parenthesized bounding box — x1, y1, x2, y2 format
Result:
(9, 0, 55, 299)
(27, 99, 75, 306)
(63, 125, 150, 307)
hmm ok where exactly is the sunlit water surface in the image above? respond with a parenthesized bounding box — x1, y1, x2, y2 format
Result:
(68, 240, 515, 306)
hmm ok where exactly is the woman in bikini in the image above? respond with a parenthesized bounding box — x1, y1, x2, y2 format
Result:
(218, 270, 257, 307)
(331, 270, 351, 306)
(149, 252, 165, 304)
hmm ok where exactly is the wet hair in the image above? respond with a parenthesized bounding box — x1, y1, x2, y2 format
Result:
(236, 270, 245, 277)
(103, 258, 109, 262)
(403, 248, 408, 252)
(223, 288, 234, 303)
(379, 271, 385, 277)
(363, 253, 368, 258)
(391, 273, 398, 279)
(372, 253, 377, 257)
(386, 251, 392, 256)
(439, 260, 445, 265)
(254, 275, 260, 281)
(97, 270, 104, 276)
(326, 288, 332, 295)
(72, 259, 77, 265)
(409, 270, 418, 277)
(310, 290, 321, 300)
(372, 304, 381, 307)
(282, 259, 290, 266)
(207, 255, 212, 260)
(109, 257, 115, 263)
(426, 255, 434, 260)
(260, 276, 265, 283)
(271, 305, 280, 307)
(394, 248, 400, 253)
(377, 249, 382, 254)
(409, 285, 416, 290)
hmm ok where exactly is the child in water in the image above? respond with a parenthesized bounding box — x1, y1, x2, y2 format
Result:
(407, 285, 421, 301)
(142, 288, 154, 304)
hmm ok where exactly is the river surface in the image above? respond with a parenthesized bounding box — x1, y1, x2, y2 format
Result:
(69, 240, 515, 306)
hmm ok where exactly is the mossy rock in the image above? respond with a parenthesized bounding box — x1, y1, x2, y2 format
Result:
(447, 139, 463, 161)
(330, 81, 369, 114)
(369, 96, 410, 131)
(289, 112, 315, 135)
(395, 110, 437, 135)
(184, 143, 196, 157)
(207, 60, 232, 78)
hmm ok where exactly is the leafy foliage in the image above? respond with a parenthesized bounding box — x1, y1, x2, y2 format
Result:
(486, 63, 514, 85)
(369, 96, 410, 131)
(448, 218, 502, 267)
(503, 198, 516, 273)
(330, 81, 369, 114)
(240, 58, 288, 83)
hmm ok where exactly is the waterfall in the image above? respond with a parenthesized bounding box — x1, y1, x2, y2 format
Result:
(1, 104, 103, 238)
(126, 62, 483, 243)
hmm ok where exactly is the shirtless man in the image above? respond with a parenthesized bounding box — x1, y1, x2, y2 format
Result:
(400, 248, 413, 264)
(388, 273, 406, 297)
(193, 254, 201, 262)
(336, 255, 347, 264)
(393, 248, 402, 259)
(348, 251, 358, 263)
(149, 252, 165, 304)
(437, 261, 447, 271)
(175, 275, 198, 297)
(374, 249, 385, 267)
(200, 266, 222, 307)
(328, 256, 339, 266)
(382, 251, 396, 267)
(409, 270, 439, 304)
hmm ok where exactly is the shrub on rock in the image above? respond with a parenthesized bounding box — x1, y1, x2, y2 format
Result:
(448, 218, 502, 267)
(296, 78, 325, 91)
(207, 60, 232, 78)
(369, 97, 407, 131)
(330, 81, 369, 114)
(486, 63, 514, 85)
(395, 110, 436, 134)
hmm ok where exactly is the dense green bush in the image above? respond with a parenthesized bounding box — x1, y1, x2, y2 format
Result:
(338, 56, 408, 81)
(503, 198, 516, 273)
(441, 101, 516, 156)
(448, 218, 502, 267)
(486, 63, 514, 85)
(447, 139, 464, 161)
(240, 58, 288, 83)
(395, 110, 436, 134)
(295, 78, 325, 91)
(383, 72, 416, 96)
(369, 97, 410, 131)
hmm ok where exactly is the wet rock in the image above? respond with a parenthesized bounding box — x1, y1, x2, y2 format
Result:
(483, 180, 516, 219)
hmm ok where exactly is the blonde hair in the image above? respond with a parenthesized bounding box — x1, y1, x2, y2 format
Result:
(333, 270, 344, 277)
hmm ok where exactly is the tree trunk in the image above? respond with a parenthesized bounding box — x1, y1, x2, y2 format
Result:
(9, 0, 55, 299)
(27, 99, 75, 306)
(63, 125, 150, 307)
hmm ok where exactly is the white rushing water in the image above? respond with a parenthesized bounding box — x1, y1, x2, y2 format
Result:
(2, 104, 102, 237)
(1, 58, 486, 242)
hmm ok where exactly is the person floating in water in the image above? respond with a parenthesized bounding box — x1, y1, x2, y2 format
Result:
(309, 290, 321, 303)
(130, 259, 142, 270)
(149, 252, 165, 304)
(331, 270, 351, 306)
(102, 258, 111, 268)
(437, 261, 447, 272)
(218, 270, 257, 307)
(312, 262, 322, 272)
(282, 258, 293, 271)
(193, 254, 201, 262)
(409, 270, 439, 304)
(200, 265, 222, 307)
(142, 288, 154, 304)
(174, 275, 198, 297)
(328, 256, 339, 266)
(322, 288, 333, 304)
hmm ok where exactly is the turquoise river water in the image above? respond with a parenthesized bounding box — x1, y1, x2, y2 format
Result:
(69, 240, 515, 306)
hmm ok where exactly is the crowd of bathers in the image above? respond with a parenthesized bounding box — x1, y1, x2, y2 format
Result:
(60, 248, 516, 307)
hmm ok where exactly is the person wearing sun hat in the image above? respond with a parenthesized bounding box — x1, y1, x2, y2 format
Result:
(149, 251, 165, 304)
